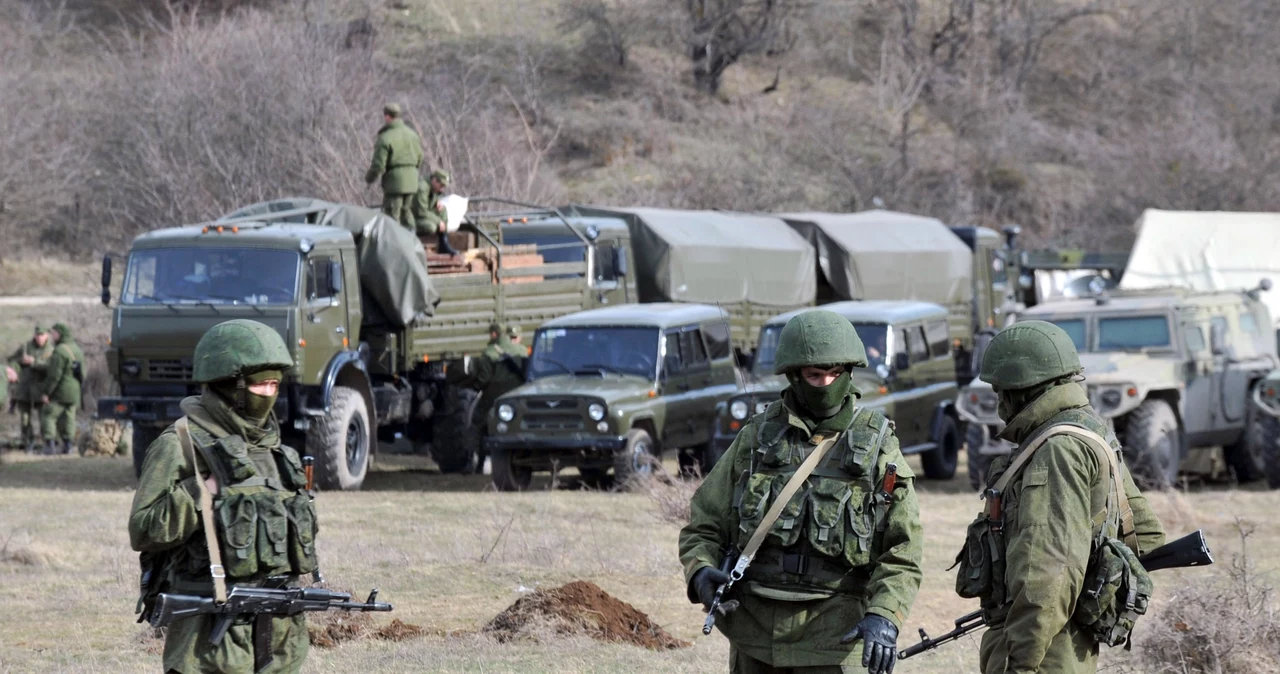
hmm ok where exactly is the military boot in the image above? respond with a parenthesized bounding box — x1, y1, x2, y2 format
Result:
(44, 440, 58, 456)
(437, 231, 460, 257)
(63, 440, 75, 455)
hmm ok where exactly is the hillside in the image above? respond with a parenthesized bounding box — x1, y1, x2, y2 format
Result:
(0, 0, 1277, 263)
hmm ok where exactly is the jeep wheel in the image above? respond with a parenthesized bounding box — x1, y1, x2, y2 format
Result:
(578, 467, 611, 489)
(699, 442, 726, 476)
(131, 423, 163, 478)
(307, 386, 371, 491)
(491, 447, 532, 492)
(1121, 399, 1180, 490)
(677, 448, 700, 478)
(613, 429, 657, 487)
(1225, 406, 1266, 483)
(1261, 416, 1280, 489)
(432, 387, 480, 474)
(921, 416, 960, 480)
(965, 423, 993, 491)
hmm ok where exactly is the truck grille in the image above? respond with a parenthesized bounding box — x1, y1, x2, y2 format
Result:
(526, 398, 579, 411)
(148, 359, 193, 381)
(523, 414, 585, 431)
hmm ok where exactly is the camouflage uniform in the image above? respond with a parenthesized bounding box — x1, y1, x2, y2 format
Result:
(971, 321, 1166, 674)
(471, 324, 527, 428)
(365, 104, 424, 230)
(411, 169, 450, 237)
(130, 320, 314, 674)
(41, 323, 83, 454)
(6, 326, 54, 448)
(680, 310, 923, 673)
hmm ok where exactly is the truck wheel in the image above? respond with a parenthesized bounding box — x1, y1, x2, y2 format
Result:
(1225, 406, 1266, 483)
(490, 447, 532, 492)
(432, 388, 479, 474)
(307, 386, 371, 491)
(1261, 417, 1280, 489)
(613, 429, 656, 487)
(1121, 399, 1180, 490)
(921, 416, 960, 480)
(131, 423, 163, 478)
(966, 423, 992, 491)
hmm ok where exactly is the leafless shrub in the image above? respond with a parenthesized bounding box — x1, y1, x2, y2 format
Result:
(560, 0, 633, 69)
(634, 469, 699, 526)
(679, 0, 804, 95)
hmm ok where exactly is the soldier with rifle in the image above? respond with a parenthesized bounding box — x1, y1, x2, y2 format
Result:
(130, 320, 389, 673)
(679, 310, 923, 674)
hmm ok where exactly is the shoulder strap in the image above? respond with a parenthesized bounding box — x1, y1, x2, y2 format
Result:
(176, 417, 228, 604)
(740, 433, 841, 564)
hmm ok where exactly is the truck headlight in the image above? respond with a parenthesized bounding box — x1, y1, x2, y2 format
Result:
(754, 401, 769, 415)
(730, 400, 749, 420)
(497, 404, 515, 422)
(588, 402, 606, 421)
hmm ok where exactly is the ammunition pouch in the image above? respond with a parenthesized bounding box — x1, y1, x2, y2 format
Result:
(1073, 536, 1152, 647)
(953, 514, 1009, 624)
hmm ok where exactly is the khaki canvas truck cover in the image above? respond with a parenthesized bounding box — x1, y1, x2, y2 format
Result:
(1120, 209, 1280, 323)
(781, 210, 974, 309)
(219, 198, 440, 328)
(570, 206, 816, 307)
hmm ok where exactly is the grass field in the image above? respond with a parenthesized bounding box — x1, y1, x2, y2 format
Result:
(0, 449, 1272, 674)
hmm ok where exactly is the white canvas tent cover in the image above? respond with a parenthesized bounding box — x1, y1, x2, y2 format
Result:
(1120, 209, 1280, 323)
(781, 210, 973, 308)
(572, 206, 816, 307)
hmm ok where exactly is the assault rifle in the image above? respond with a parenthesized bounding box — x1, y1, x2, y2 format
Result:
(900, 529, 1214, 660)
(149, 586, 393, 645)
(702, 547, 743, 635)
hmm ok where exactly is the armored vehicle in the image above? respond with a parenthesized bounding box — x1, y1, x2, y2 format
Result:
(483, 303, 740, 491)
(99, 199, 636, 490)
(713, 301, 964, 480)
(966, 285, 1276, 490)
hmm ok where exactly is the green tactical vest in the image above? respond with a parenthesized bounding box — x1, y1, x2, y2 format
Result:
(734, 402, 893, 596)
(168, 415, 319, 591)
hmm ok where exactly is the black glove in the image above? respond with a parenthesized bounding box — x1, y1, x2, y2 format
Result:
(840, 613, 899, 674)
(691, 567, 730, 611)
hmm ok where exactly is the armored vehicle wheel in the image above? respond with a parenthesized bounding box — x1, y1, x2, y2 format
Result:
(921, 416, 960, 480)
(1261, 416, 1280, 489)
(1122, 399, 1180, 490)
(432, 388, 480, 474)
(613, 428, 656, 486)
(131, 423, 163, 478)
(966, 423, 993, 491)
(307, 386, 371, 491)
(1224, 406, 1266, 483)
(490, 447, 532, 492)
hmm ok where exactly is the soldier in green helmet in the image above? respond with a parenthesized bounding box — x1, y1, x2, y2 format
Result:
(365, 103, 424, 230)
(680, 309, 923, 674)
(411, 169, 457, 255)
(6, 324, 54, 452)
(963, 320, 1166, 674)
(130, 319, 317, 674)
(40, 323, 83, 454)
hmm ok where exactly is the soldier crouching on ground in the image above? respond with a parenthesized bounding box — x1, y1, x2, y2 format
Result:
(130, 320, 317, 673)
(680, 310, 923, 674)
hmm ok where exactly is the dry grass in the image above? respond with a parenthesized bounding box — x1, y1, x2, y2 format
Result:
(0, 452, 1273, 673)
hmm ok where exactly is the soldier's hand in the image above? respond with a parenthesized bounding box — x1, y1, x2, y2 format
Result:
(840, 614, 899, 674)
(5, 366, 17, 383)
(205, 476, 219, 496)
(21, 355, 34, 365)
(692, 567, 730, 611)
(41, 395, 49, 405)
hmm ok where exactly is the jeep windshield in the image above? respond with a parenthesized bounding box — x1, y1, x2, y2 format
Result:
(755, 322, 889, 374)
(121, 247, 301, 307)
(529, 327, 659, 380)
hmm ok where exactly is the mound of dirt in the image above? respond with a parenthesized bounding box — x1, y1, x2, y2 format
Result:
(484, 580, 691, 651)
(309, 610, 430, 648)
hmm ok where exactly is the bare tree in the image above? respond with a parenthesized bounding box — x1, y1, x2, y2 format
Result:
(559, 0, 632, 68)
(682, 0, 801, 94)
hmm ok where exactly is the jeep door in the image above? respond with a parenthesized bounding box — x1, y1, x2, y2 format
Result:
(693, 321, 737, 445)
(891, 323, 933, 447)
(660, 328, 697, 449)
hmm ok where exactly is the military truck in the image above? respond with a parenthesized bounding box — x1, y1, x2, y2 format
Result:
(483, 303, 740, 491)
(712, 301, 964, 480)
(98, 198, 636, 490)
(966, 285, 1277, 490)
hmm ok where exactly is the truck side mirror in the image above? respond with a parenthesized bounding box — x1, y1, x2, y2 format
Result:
(100, 255, 113, 306)
(894, 352, 911, 372)
(1210, 322, 1227, 356)
(328, 260, 344, 295)
(612, 246, 628, 277)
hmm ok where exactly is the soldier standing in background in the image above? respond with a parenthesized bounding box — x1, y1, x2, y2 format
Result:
(412, 169, 458, 256)
(41, 323, 83, 455)
(680, 310, 922, 674)
(364, 103, 423, 230)
(7, 324, 54, 452)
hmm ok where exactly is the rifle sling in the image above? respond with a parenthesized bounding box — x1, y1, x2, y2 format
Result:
(740, 433, 841, 566)
(177, 417, 229, 604)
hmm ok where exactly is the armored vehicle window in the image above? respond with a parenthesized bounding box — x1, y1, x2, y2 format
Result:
(906, 326, 929, 363)
(680, 329, 709, 370)
(1184, 325, 1206, 353)
(530, 327, 659, 380)
(754, 325, 782, 375)
(1240, 312, 1259, 335)
(307, 256, 336, 299)
(122, 247, 300, 306)
(926, 320, 950, 358)
(1046, 319, 1087, 351)
(1098, 316, 1172, 351)
(702, 322, 732, 361)
(853, 324, 888, 371)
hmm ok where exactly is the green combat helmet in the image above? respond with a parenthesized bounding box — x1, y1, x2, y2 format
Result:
(979, 319, 1083, 391)
(773, 309, 868, 374)
(193, 319, 293, 384)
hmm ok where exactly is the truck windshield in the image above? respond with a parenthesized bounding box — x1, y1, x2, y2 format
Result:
(530, 327, 660, 380)
(754, 322, 889, 374)
(1098, 315, 1172, 351)
(122, 247, 301, 306)
(1046, 318, 1087, 351)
